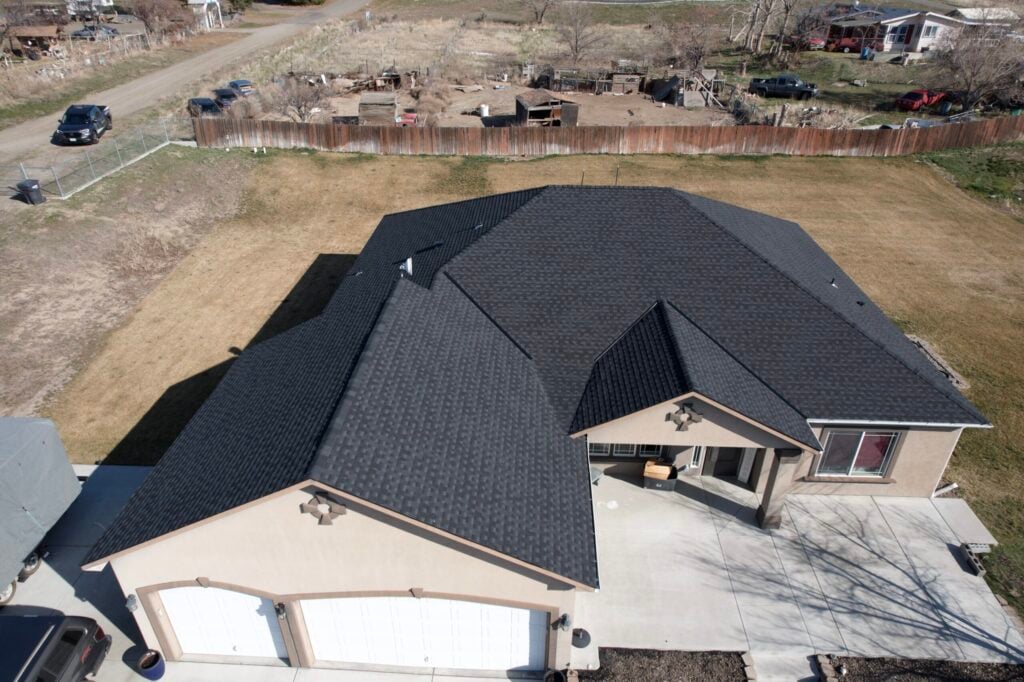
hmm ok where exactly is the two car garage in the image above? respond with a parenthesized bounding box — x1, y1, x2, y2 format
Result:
(157, 586, 549, 672)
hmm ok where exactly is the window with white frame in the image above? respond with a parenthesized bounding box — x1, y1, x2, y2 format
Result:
(690, 446, 705, 468)
(612, 443, 636, 458)
(887, 25, 911, 44)
(587, 442, 664, 459)
(637, 444, 664, 458)
(816, 430, 900, 477)
(924, 25, 939, 38)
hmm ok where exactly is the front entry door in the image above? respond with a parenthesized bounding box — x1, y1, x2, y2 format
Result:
(713, 448, 743, 477)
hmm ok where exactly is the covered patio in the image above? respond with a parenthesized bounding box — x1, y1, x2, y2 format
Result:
(573, 475, 1024, 680)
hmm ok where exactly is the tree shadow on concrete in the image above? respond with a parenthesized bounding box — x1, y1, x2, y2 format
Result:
(101, 253, 357, 466)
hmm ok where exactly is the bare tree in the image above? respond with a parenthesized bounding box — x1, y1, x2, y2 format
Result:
(129, 0, 193, 35)
(556, 2, 604, 68)
(266, 79, 327, 122)
(930, 15, 1024, 111)
(522, 0, 558, 25)
(660, 7, 723, 71)
(752, 0, 779, 54)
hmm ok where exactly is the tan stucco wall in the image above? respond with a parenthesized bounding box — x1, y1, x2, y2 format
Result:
(788, 426, 962, 496)
(109, 488, 578, 669)
(576, 395, 793, 450)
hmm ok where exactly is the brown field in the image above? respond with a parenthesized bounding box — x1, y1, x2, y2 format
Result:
(3, 146, 1021, 607)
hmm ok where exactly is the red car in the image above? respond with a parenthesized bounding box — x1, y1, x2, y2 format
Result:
(896, 89, 946, 111)
(827, 36, 882, 52)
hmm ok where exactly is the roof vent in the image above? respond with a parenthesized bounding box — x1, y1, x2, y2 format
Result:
(399, 257, 413, 277)
(829, 277, 838, 288)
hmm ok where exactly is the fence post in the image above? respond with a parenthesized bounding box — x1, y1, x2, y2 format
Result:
(85, 150, 97, 179)
(161, 118, 170, 144)
(51, 167, 64, 198)
(18, 163, 28, 181)
(140, 129, 148, 153)
(114, 139, 124, 168)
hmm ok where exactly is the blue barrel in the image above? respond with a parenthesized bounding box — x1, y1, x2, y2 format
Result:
(136, 650, 165, 680)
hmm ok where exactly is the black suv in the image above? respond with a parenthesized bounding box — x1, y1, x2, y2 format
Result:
(53, 105, 112, 145)
(0, 615, 112, 681)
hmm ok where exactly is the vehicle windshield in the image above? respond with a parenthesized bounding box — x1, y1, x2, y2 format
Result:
(904, 92, 923, 100)
(62, 112, 90, 124)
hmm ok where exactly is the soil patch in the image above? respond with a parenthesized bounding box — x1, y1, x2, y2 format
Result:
(579, 648, 746, 681)
(835, 656, 1024, 681)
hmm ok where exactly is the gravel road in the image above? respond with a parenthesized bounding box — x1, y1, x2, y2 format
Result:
(0, 0, 368, 167)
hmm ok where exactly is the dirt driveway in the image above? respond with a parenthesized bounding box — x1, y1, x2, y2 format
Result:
(0, 0, 369, 168)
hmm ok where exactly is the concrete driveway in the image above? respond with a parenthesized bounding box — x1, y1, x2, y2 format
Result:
(575, 475, 1024, 680)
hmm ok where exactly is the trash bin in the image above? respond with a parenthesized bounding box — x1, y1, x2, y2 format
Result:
(16, 179, 45, 205)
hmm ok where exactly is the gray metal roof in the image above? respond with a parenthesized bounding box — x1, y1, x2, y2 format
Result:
(87, 186, 986, 585)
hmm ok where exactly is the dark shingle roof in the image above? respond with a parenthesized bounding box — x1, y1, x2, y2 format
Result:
(87, 186, 986, 583)
(312, 277, 598, 586)
(571, 302, 819, 448)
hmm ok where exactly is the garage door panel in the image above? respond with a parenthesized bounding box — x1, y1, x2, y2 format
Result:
(301, 596, 547, 671)
(159, 586, 288, 661)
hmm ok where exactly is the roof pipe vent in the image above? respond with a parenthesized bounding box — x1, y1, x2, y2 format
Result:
(399, 257, 413, 277)
(829, 277, 838, 288)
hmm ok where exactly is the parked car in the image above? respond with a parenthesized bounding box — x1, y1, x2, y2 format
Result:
(0, 418, 80, 605)
(827, 35, 884, 52)
(785, 34, 826, 50)
(53, 104, 112, 145)
(213, 88, 240, 109)
(895, 89, 946, 112)
(748, 74, 819, 99)
(1, 615, 112, 682)
(70, 25, 118, 40)
(228, 79, 256, 96)
(187, 97, 223, 117)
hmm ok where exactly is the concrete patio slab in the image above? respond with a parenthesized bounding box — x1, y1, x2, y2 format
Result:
(875, 497, 1024, 663)
(580, 476, 1023, 681)
(932, 497, 999, 546)
(577, 474, 748, 661)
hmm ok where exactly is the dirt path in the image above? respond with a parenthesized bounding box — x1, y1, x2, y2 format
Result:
(0, 0, 368, 167)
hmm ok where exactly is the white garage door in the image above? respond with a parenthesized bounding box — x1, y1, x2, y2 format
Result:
(300, 596, 548, 671)
(159, 586, 289, 661)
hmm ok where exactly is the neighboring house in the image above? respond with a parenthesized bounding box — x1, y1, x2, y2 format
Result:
(187, 0, 223, 31)
(65, 0, 114, 19)
(827, 7, 965, 52)
(83, 187, 988, 675)
(827, 4, 1019, 53)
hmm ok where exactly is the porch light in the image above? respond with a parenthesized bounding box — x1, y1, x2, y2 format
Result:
(555, 613, 572, 632)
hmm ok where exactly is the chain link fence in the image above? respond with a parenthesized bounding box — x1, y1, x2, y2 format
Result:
(4, 118, 196, 200)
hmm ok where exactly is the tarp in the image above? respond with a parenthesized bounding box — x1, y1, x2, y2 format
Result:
(0, 418, 80, 584)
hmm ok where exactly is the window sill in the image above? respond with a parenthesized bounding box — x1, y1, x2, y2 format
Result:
(801, 475, 895, 484)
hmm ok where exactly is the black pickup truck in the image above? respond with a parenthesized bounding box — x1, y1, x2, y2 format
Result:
(748, 75, 819, 100)
(53, 104, 112, 145)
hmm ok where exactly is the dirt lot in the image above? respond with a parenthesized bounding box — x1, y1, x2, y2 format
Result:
(321, 83, 729, 127)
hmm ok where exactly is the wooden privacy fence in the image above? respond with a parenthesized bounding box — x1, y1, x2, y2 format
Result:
(193, 115, 1024, 158)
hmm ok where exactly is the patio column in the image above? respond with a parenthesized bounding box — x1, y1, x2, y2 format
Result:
(755, 448, 804, 529)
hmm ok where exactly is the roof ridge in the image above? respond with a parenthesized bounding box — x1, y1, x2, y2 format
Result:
(653, 301, 692, 392)
(443, 272, 532, 360)
(589, 300, 661, 365)
(662, 300, 816, 445)
(305, 276, 404, 476)
(378, 186, 549, 223)
(673, 190, 982, 425)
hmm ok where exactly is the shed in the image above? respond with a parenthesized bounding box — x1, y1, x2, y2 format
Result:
(6, 25, 62, 54)
(358, 92, 398, 126)
(0, 418, 80, 586)
(514, 89, 579, 127)
(610, 73, 642, 95)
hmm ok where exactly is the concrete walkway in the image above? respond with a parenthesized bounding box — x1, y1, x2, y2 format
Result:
(576, 475, 1024, 681)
